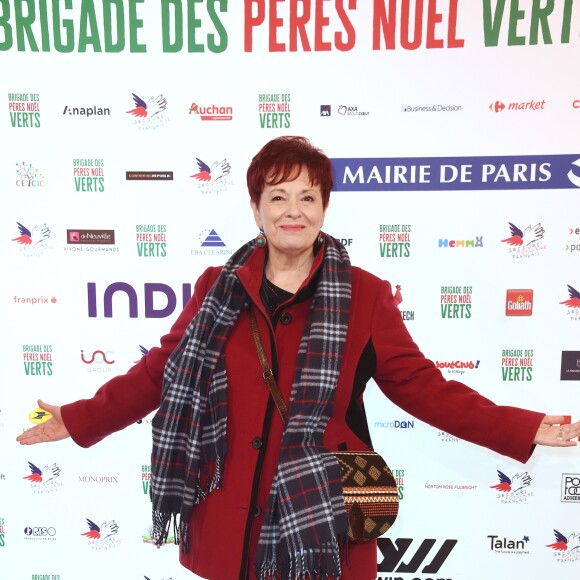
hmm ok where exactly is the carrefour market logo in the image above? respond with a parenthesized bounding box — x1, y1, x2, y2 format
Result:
(331, 154, 580, 191)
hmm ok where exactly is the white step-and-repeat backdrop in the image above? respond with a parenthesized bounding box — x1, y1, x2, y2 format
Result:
(2, 1, 580, 579)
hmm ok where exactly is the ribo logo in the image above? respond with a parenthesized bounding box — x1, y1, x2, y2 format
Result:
(505, 290, 533, 316)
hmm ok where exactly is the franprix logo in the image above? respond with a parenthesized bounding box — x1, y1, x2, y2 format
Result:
(126, 171, 173, 181)
(11, 221, 52, 256)
(136, 224, 167, 258)
(440, 285, 472, 319)
(320, 105, 331, 116)
(562, 474, 580, 503)
(73, 158, 105, 192)
(501, 221, 546, 259)
(376, 537, 457, 577)
(81, 349, 115, 374)
(505, 289, 533, 316)
(191, 157, 233, 194)
(379, 224, 411, 258)
(258, 92, 291, 129)
(191, 229, 234, 257)
(189, 101, 233, 121)
(87, 282, 192, 319)
(81, 517, 120, 550)
(22, 461, 62, 494)
(560, 284, 580, 321)
(560, 351, 580, 381)
(63, 104, 110, 117)
(8, 92, 40, 128)
(488, 534, 530, 555)
(23, 344, 53, 376)
(546, 529, 580, 563)
(490, 469, 533, 503)
(501, 349, 534, 382)
(337, 104, 370, 116)
(13, 295, 57, 306)
(16, 161, 45, 187)
(126, 93, 169, 130)
(402, 103, 462, 113)
(331, 154, 580, 192)
(489, 98, 546, 112)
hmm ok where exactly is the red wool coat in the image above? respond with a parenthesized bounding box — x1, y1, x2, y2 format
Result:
(61, 243, 544, 580)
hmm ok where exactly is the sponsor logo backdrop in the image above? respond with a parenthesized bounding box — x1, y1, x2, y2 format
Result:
(2, 2, 580, 579)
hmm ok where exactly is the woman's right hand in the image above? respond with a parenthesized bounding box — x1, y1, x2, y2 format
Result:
(16, 400, 70, 445)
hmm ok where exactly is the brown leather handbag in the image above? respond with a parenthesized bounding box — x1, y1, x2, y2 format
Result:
(248, 305, 399, 541)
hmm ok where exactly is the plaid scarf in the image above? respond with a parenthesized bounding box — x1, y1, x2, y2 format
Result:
(150, 235, 352, 579)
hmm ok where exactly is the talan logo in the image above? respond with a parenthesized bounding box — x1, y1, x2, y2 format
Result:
(505, 289, 533, 316)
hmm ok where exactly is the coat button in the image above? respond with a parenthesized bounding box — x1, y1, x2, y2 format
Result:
(280, 312, 292, 325)
(251, 437, 262, 449)
(254, 505, 262, 517)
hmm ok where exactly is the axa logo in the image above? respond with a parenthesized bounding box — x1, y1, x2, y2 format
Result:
(560, 285, 580, 309)
(490, 469, 533, 503)
(191, 158, 231, 183)
(377, 537, 457, 574)
(87, 282, 192, 318)
(547, 529, 580, 562)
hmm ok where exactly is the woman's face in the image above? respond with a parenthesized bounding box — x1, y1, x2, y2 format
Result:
(251, 167, 327, 261)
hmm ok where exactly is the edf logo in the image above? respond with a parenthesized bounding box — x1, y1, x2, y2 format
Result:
(87, 282, 192, 318)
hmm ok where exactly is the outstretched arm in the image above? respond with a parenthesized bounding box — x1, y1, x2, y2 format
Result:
(16, 400, 69, 445)
(534, 415, 580, 447)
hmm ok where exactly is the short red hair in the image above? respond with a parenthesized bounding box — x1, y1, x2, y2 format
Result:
(247, 136, 332, 208)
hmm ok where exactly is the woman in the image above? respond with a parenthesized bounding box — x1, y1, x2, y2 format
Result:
(17, 136, 580, 580)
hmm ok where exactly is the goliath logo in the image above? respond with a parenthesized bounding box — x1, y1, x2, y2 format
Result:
(377, 538, 458, 574)
(87, 282, 192, 318)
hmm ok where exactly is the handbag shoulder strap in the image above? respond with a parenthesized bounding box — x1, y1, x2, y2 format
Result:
(248, 304, 289, 425)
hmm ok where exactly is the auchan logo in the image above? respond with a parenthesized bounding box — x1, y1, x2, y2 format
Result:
(506, 289, 533, 316)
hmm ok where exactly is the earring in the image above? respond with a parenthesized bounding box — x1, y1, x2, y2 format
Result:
(255, 229, 267, 247)
(317, 232, 324, 245)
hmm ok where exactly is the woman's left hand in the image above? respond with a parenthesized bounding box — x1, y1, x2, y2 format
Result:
(534, 415, 580, 447)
